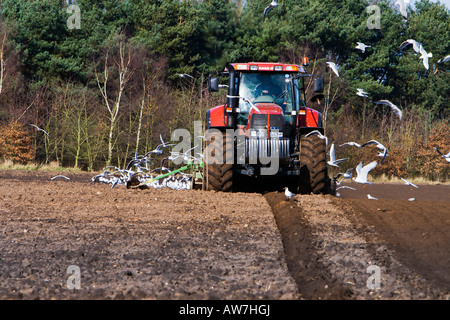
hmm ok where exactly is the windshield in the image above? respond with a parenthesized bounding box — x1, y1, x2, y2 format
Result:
(238, 73, 294, 113)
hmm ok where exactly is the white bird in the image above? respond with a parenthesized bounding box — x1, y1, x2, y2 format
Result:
(305, 130, 329, 148)
(174, 73, 194, 79)
(437, 55, 450, 63)
(401, 177, 418, 188)
(50, 175, 71, 181)
(334, 168, 354, 184)
(419, 46, 433, 70)
(356, 88, 369, 98)
(361, 139, 389, 165)
(355, 42, 371, 53)
(145, 134, 175, 156)
(284, 187, 295, 199)
(336, 186, 356, 191)
(399, 39, 423, 54)
(327, 143, 348, 167)
(353, 160, 377, 185)
(227, 95, 260, 113)
(434, 147, 450, 163)
(29, 124, 49, 136)
(339, 141, 362, 148)
(395, 0, 408, 19)
(408, 198, 416, 201)
(326, 62, 339, 77)
(263, 0, 280, 20)
(373, 100, 403, 121)
(367, 194, 378, 200)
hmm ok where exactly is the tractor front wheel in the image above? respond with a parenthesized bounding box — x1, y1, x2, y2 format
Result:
(203, 131, 234, 192)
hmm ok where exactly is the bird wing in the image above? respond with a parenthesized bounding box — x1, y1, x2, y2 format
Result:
(360, 161, 378, 180)
(329, 143, 336, 162)
(263, 5, 272, 19)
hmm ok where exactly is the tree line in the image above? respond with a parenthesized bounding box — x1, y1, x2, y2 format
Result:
(0, 0, 448, 180)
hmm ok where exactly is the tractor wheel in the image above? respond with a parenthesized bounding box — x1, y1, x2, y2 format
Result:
(203, 130, 234, 192)
(298, 133, 330, 194)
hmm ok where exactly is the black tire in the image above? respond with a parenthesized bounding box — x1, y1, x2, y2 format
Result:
(298, 133, 329, 194)
(203, 130, 234, 192)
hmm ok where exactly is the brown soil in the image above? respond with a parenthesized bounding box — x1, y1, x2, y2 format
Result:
(0, 170, 448, 300)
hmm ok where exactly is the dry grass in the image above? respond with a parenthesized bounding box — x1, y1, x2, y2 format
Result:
(0, 160, 82, 173)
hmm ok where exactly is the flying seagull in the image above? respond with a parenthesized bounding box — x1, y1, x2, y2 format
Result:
(399, 39, 423, 54)
(361, 139, 389, 164)
(305, 130, 329, 148)
(437, 55, 450, 63)
(419, 46, 433, 70)
(356, 88, 369, 98)
(333, 168, 354, 184)
(327, 143, 348, 167)
(50, 175, 71, 181)
(29, 124, 49, 136)
(227, 95, 260, 112)
(401, 177, 418, 188)
(326, 62, 339, 77)
(339, 141, 362, 148)
(353, 160, 377, 185)
(174, 73, 194, 79)
(367, 194, 378, 200)
(355, 42, 371, 53)
(373, 100, 403, 121)
(394, 0, 408, 19)
(263, 0, 280, 20)
(434, 147, 450, 163)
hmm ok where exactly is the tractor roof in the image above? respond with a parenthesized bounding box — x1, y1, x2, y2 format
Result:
(230, 62, 306, 73)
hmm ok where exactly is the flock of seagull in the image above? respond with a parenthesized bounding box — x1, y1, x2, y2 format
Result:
(89, 135, 197, 190)
(281, 2, 449, 201)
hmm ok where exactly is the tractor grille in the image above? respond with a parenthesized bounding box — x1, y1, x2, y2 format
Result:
(245, 137, 290, 160)
(249, 114, 285, 131)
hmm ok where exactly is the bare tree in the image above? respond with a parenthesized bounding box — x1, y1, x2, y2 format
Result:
(95, 33, 135, 166)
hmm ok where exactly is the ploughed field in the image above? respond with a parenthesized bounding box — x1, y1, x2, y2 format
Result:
(0, 170, 448, 300)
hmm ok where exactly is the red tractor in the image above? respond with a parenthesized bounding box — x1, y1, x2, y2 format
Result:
(203, 61, 330, 194)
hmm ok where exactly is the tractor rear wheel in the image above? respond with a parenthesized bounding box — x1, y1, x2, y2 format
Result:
(298, 133, 329, 194)
(203, 131, 234, 192)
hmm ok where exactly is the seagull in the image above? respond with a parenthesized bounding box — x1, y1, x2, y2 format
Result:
(145, 134, 175, 156)
(353, 160, 377, 185)
(394, 0, 408, 19)
(227, 95, 260, 112)
(367, 194, 378, 200)
(419, 46, 433, 70)
(408, 198, 416, 201)
(355, 42, 371, 53)
(284, 187, 295, 200)
(174, 73, 194, 79)
(437, 55, 450, 63)
(263, 0, 280, 20)
(399, 39, 423, 54)
(50, 175, 71, 181)
(356, 88, 369, 98)
(335, 185, 356, 197)
(339, 141, 362, 148)
(29, 124, 49, 136)
(434, 147, 450, 163)
(336, 186, 356, 191)
(361, 139, 389, 164)
(327, 143, 348, 167)
(305, 130, 329, 148)
(373, 100, 403, 121)
(326, 62, 339, 77)
(401, 177, 418, 188)
(333, 168, 354, 184)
